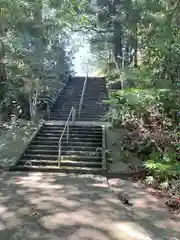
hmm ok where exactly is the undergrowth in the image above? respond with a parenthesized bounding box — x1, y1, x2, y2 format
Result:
(106, 87, 180, 195)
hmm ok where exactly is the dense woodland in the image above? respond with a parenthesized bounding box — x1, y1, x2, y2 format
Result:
(0, 1, 180, 201)
(0, 0, 75, 122)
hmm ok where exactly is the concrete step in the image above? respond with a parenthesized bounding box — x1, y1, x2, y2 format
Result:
(54, 97, 105, 101)
(41, 129, 102, 133)
(50, 117, 106, 120)
(37, 133, 102, 137)
(39, 129, 102, 134)
(36, 133, 102, 138)
(50, 114, 106, 118)
(10, 165, 102, 174)
(51, 108, 106, 112)
(61, 95, 106, 98)
(38, 132, 102, 137)
(50, 111, 106, 117)
(51, 110, 106, 114)
(53, 99, 105, 104)
(52, 107, 106, 111)
(51, 106, 106, 111)
(62, 91, 105, 94)
(31, 141, 102, 147)
(28, 145, 101, 152)
(51, 107, 105, 112)
(22, 154, 101, 161)
(25, 149, 101, 157)
(52, 109, 107, 113)
(18, 159, 102, 168)
(35, 135, 102, 140)
(50, 118, 106, 122)
(43, 122, 102, 128)
(32, 137, 102, 143)
(51, 110, 106, 115)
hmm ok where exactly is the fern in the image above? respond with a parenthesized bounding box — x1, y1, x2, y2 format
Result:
(144, 151, 180, 181)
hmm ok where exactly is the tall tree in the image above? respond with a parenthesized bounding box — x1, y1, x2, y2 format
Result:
(0, 0, 75, 121)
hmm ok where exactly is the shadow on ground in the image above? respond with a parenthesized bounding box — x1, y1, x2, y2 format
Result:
(108, 177, 180, 240)
(0, 172, 179, 240)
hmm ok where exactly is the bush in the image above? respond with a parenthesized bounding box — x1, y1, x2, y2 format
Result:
(106, 86, 180, 182)
(144, 151, 180, 181)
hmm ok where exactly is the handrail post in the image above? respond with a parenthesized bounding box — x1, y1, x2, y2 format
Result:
(46, 102, 50, 120)
(72, 107, 76, 124)
(58, 144, 61, 167)
(66, 123, 69, 143)
(58, 106, 76, 168)
(79, 76, 88, 118)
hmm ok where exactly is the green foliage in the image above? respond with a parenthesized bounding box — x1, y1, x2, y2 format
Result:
(107, 86, 179, 182)
(107, 86, 180, 126)
(157, 89, 180, 123)
(0, 0, 76, 120)
(144, 151, 180, 181)
(145, 176, 155, 186)
(107, 88, 156, 123)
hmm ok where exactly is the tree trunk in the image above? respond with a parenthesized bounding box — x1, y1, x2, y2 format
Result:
(133, 23, 138, 68)
(30, 0, 43, 122)
(33, 0, 43, 79)
(0, 61, 7, 101)
(29, 90, 39, 123)
(109, 0, 123, 69)
(112, 20, 123, 68)
(0, 22, 7, 102)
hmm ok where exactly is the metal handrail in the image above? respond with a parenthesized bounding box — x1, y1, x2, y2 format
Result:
(79, 75, 88, 117)
(58, 106, 76, 167)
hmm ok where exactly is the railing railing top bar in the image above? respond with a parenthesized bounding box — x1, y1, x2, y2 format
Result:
(79, 75, 88, 118)
(58, 106, 76, 167)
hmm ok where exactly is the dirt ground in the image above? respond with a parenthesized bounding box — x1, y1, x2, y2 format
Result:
(0, 171, 179, 240)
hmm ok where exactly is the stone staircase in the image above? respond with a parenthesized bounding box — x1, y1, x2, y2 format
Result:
(50, 76, 108, 121)
(12, 123, 103, 174)
(11, 76, 108, 174)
